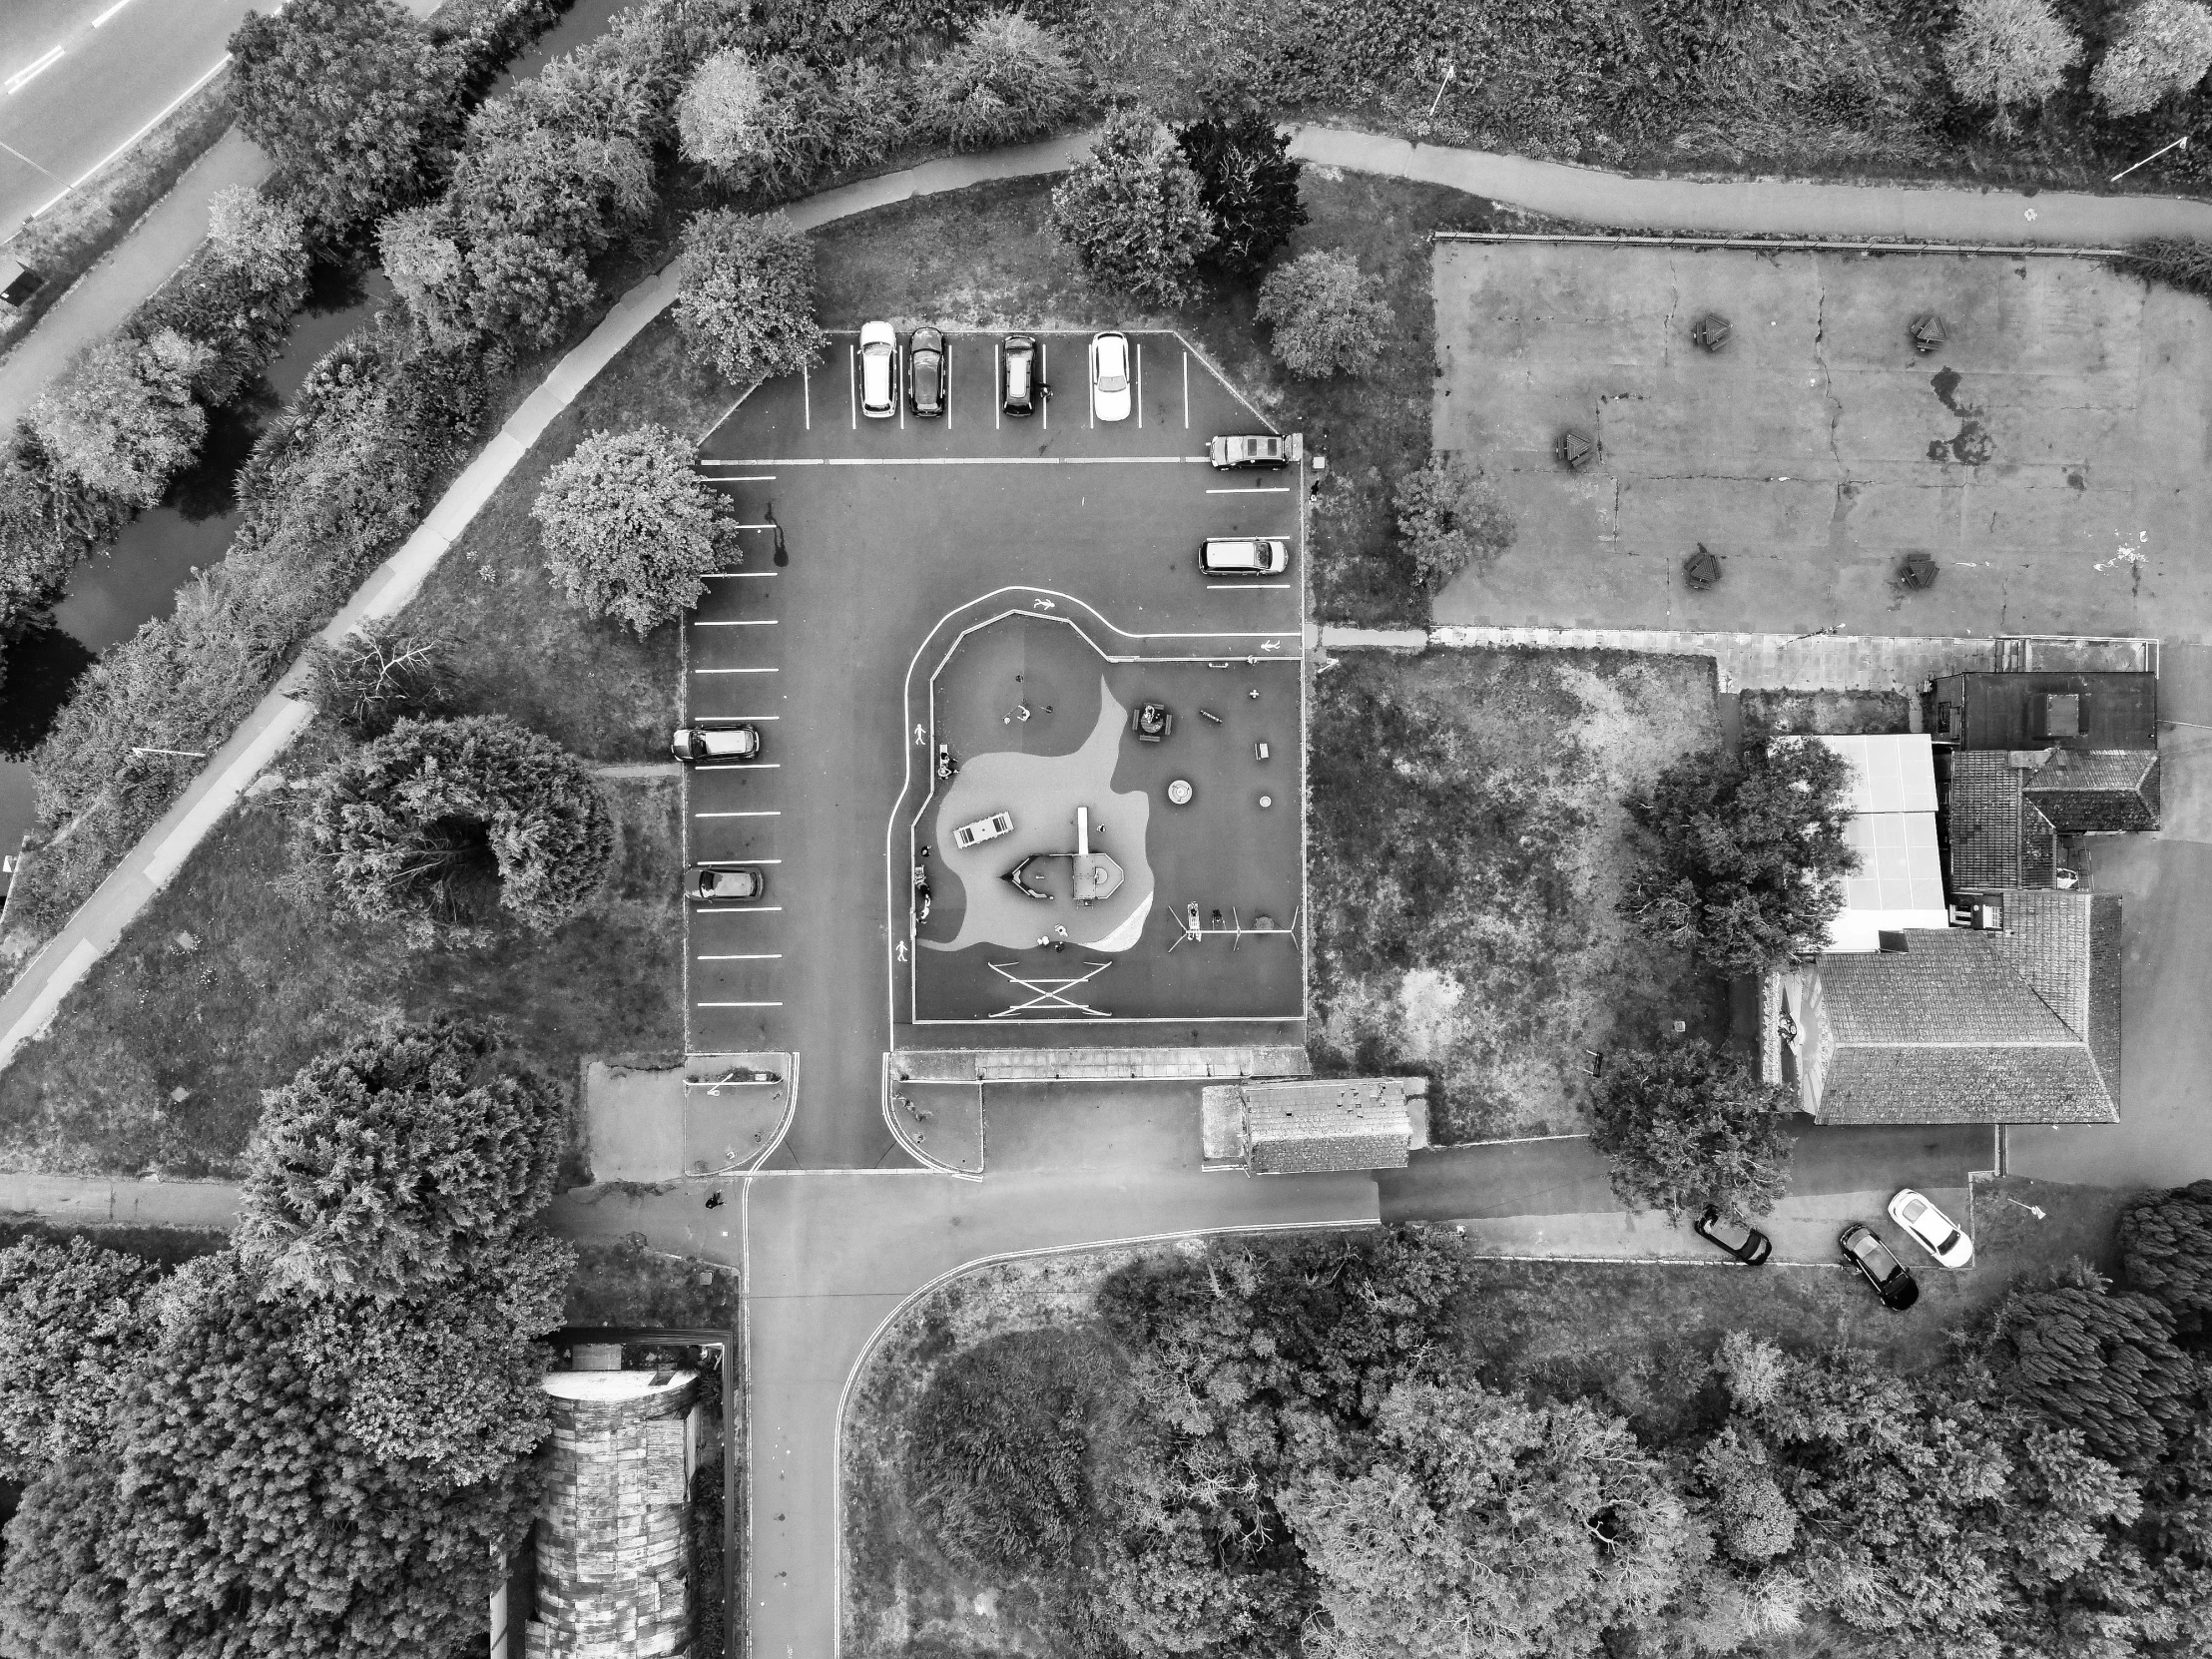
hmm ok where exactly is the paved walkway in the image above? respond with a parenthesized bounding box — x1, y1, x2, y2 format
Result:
(0, 1173, 239, 1227)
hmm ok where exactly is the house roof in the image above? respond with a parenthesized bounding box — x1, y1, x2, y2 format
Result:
(1805, 735, 1948, 949)
(1945, 754, 2059, 889)
(2024, 749, 2160, 833)
(1932, 672, 2157, 751)
(1204, 1079, 1417, 1174)
(1807, 890, 2121, 1125)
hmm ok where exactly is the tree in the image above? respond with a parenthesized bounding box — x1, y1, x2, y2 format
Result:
(678, 49, 889, 196)
(1940, 0, 2081, 124)
(1282, 1379, 1695, 1659)
(2093, 0, 2212, 116)
(919, 10, 1085, 152)
(238, 1020, 567, 1304)
(1049, 111, 1216, 305)
(26, 329, 214, 510)
(532, 424, 733, 634)
(205, 186, 309, 292)
(0, 1455, 130, 1659)
(0, 1237, 162, 1479)
(1989, 1272, 2200, 1470)
(1391, 452, 1515, 588)
(295, 714, 614, 942)
(2119, 1179, 2212, 1332)
(300, 616, 457, 739)
(672, 209, 829, 385)
(228, 0, 458, 238)
(1620, 739, 1859, 974)
(1176, 114, 1306, 280)
(676, 46, 770, 176)
(100, 1255, 538, 1659)
(1587, 1039, 1795, 1222)
(1256, 249, 1394, 377)
(2114, 236, 2212, 301)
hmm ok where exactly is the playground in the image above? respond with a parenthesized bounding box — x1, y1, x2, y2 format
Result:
(907, 614, 1304, 1023)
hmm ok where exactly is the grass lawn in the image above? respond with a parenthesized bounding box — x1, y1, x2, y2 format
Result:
(0, 763, 684, 1178)
(1309, 646, 1728, 1140)
(810, 169, 1519, 629)
(563, 1238, 742, 1332)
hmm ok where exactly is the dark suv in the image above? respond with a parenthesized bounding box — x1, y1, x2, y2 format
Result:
(1692, 1205, 1773, 1265)
(1001, 333, 1037, 416)
(1840, 1223, 1920, 1311)
(909, 326, 944, 418)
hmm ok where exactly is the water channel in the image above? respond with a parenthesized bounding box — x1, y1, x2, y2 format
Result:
(0, 0, 628, 884)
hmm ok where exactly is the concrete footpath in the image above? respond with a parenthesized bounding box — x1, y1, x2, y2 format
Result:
(0, 1173, 239, 1228)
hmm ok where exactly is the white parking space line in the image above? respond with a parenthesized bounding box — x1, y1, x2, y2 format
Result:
(993, 344, 1001, 431)
(697, 472, 778, 481)
(93, 0, 139, 25)
(696, 953, 783, 961)
(1040, 342, 1048, 430)
(1207, 487, 1293, 495)
(705, 570, 778, 578)
(898, 343, 905, 430)
(7, 48, 65, 96)
(695, 810, 782, 819)
(1182, 352, 1190, 428)
(706, 456, 1207, 467)
(693, 618, 779, 626)
(944, 351, 951, 430)
(848, 344, 857, 429)
(1135, 343, 1143, 429)
(698, 905, 783, 913)
(693, 762, 782, 771)
(801, 365, 811, 430)
(1208, 582, 1295, 590)
(697, 1001, 784, 1008)
(694, 666, 780, 674)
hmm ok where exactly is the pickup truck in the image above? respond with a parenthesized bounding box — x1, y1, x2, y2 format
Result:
(1209, 432, 1303, 469)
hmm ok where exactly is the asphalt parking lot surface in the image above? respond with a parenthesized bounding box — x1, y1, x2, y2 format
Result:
(687, 331, 1305, 1167)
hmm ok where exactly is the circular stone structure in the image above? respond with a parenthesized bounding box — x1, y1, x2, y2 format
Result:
(1166, 779, 1193, 806)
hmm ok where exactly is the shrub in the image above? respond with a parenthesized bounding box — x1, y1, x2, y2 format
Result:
(2113, 237, 2212, 299)
(672, 208, 829, 384)
(133, 192, 311, 404)
(532, 424, 734, 635)
(2093, 0, 2212, 116)
(239, 1020, 566, 1302)
(2118, 1179, 2212, 1331)
(294, 714, 614, 942)
(205, 186, 310, 291)
(0, 1238, 162, 1478)
(1049, 111, 1216, 305)
(228, 0, 460, 240)
(0, 439, 131, 635)
(918, 10, 1085, 152)
(1620, 739, 1859, 975)
(1256, 249, 1393, 377)
(0, 1456, 130, 1656)
(1940, 0, 2081, 122)
(25, 328, 213, 510)
(1391, 452, 1514, 588)
(677, 46, 771, 177)
(1177, 114, 1306, 281)
(301, 617, 459, 739)
(1586, 1040, 1795, 1223)
(1989, 1273, 2199, 1469)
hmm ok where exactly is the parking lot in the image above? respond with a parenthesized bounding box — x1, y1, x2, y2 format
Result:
(683, 331, 1305, 1165)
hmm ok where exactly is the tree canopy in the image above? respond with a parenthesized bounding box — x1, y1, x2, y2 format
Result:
(919, 11, 1086, 153)
(1391, 451, 1514, 588)
(672, 209, 830, 385)
(2119, 1178, 2212, 1331)
(1256, 249, 1395, 377)
(26, 329, 214, 510)
(0, 1237, 161, 1479)
(295, 714, 614, 942)
(1587, 1039, 1796, 1222)
(1940, 0, 2081, 123)
(2093, 0, 2212, 117)
(1177, 115, 1307, 281)
(1621, 739, 1859, 974)
(228, 0, 459, 238)
(1989, 1271, 2200, 1470)
(1050, 112, 1217, 305)
(532, 423, 734, 634)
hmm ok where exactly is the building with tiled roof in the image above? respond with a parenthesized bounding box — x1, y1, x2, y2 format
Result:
(1201, 1078, 1429, 1174)
(1769, 887, 2120, 1125)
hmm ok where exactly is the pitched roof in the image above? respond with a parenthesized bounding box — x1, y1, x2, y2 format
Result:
(1204, 1079, 1417, 1174)
(2024, 750, 2160, 833)
(1945, 754, 2061, 889)
(1807, 890, 2120, 1125)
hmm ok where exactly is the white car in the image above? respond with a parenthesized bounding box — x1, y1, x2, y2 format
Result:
(1200, 537, 1290, 577)
(1090, 330, 1131, 422)
(858, 320, 896, 418)
(1888, 1188, 1974, 1270)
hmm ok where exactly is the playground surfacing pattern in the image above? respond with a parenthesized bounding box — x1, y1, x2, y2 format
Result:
(909, 614, 1304, 1023)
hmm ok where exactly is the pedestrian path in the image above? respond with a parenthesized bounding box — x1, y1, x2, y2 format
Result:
(0, 1173, 239, 1228)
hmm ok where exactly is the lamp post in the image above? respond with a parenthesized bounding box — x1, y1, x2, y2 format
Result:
(129, 747, 208, 760)
(2110, 133, 2189, 185)
(1428, 62, 1456, 118)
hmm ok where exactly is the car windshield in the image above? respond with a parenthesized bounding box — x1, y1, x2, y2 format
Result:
(1932, 1229, 1961, 1255)
(1708, 1216, 1750, 1249)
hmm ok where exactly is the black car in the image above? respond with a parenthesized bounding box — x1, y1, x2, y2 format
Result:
(1692, 1205, 1772, 1265)
(909, 326, 944, 418)
(1840, 1223, 1920, 1311)
(1001, 332, 1036, 416)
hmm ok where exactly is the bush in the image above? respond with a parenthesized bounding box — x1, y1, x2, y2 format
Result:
(2093, 0, 2212, 117)
(301, 616, 458, 739)
(25, 328, 214, 510)
(0, 1238, 162, 1478)
(1049, 111, 1216, 306)
(1620, 739, 1859, 975)
(1586, 1040, 1795, 1222)
(2118, 1179, 2212, 1331)
(532, 424, 734, 635)
(1178, 114, 1307, 281)
(918, 10, 1085, 152)
(228, 0, 460, 240)
(1391, 452, 1514, 588)
(1256, 249, 1393, 378)
(239, 1020, 566, 1303)
(672, 208, 829, 384)
(1940, 0, 2080, 122)
(2113, 236, 2212, 299)
(294, 714, 614, 942)
(133, 191, 311, 405)
(0, 438, 131, 636)
(677, 46, 771, 177)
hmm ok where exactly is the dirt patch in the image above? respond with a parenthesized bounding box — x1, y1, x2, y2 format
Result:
(1308, 646, 1726, 1140)
(1739, 688, 1910, 740)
